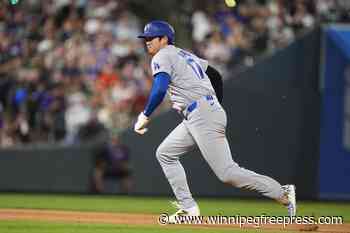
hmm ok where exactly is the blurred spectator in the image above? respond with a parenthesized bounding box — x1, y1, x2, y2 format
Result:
(91, 134, 133, 194)
(96, 62, 120, 92)
(44, 83, 67, 141)
(13, 110, 30, 144)
(250, 17, 269, 55)
(65, 84, 91, 144)
(287, 1, 315, 33)
(266, 0, 295, 50)
(203, 31, 232, 75)
(77, 112, 108, 143)
(192, 10, 212, 43)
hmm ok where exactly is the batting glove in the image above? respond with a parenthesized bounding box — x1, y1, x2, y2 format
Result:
(134, 112, 150, 135)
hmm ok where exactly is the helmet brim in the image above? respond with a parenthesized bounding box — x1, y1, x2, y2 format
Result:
(137, 33, 147, 38)
(137, 33, 173, 44)
(138, 33, 156, 38)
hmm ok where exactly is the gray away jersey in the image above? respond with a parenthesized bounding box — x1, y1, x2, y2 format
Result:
(151, 45, 215, 109)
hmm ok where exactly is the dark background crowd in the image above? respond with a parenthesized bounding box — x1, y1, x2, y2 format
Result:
(0, 0, 349, 148)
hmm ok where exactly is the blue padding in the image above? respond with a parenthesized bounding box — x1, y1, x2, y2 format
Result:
(327, 27, 350, 59)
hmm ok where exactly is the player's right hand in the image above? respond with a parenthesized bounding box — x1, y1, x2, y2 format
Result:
(134, 112, 149, 135)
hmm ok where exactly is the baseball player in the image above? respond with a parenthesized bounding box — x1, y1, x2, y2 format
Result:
(134, 20, 296, 221)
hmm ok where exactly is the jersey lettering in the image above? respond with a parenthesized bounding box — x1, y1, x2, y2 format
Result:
(178, 50, 204, 80)
(153, 62, 160, 71)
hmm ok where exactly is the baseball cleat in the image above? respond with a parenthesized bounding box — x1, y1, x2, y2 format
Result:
(168, 201, 200, 224)
(282, 184, 296, 217)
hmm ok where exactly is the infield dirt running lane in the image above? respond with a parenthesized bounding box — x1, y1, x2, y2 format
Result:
(0, 209, 349, 233)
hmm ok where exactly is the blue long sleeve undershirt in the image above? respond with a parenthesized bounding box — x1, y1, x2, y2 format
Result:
(143, 72, 171, 117)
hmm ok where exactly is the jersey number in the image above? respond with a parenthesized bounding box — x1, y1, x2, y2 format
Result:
(178, 50, 204, 80)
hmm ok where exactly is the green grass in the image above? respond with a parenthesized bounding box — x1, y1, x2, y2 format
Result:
(0, 220, 302, 233)
(0, 193, 349, 233)
(0, 193, 349, 220)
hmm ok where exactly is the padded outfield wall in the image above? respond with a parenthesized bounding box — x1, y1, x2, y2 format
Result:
(319, 25, 350, 200)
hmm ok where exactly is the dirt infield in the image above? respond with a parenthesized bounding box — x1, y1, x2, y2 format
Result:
(0, 209, 349, 232)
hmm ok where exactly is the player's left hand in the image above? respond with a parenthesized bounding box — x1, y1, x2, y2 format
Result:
(134, 112, 150, 135)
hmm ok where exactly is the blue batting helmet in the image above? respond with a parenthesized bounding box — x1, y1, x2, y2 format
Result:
(138, 20, 175, 44)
